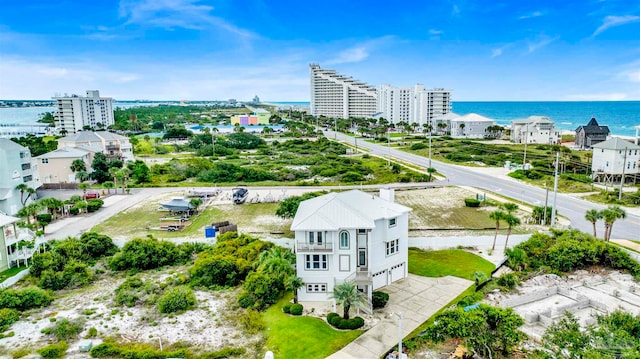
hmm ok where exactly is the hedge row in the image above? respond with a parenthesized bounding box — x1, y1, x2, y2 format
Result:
(327, 312, 365, 330)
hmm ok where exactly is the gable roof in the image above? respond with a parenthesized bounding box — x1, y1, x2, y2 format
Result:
(451, 113, 496, 123)
(512, 116, 554, 125)
(575, 117, 610, 135)
(35, 147, 90, 159)
(291, 190, 411, 231)
(59, 131, 128, 143)
(0, 138, 28, 152)
(592, 137, 640, 150)
(0, 212, 19, 227)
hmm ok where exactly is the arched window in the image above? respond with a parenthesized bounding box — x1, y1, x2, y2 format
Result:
(339, 231, 349, 249)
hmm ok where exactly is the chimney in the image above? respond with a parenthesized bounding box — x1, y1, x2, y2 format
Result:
(379, 187, 394, 202)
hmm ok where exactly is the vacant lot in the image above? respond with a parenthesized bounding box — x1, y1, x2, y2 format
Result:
(408, 249, 495, 280)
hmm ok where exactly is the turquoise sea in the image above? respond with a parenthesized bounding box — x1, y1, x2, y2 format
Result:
(2, 101, 639, 137)
(271, 101, 640, 137)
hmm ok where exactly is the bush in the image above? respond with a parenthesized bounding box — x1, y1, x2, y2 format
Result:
(282, 303, 291, 313)
(0, 308, 20, 331)
(69, 207, 80, 215)
(109, 237, 190, 271)
(464, 198, 481, 207)
(157, 286, 196, 313)
(36, 213, 53, 223)
(196, 347, 246, 359)
(496, 273, 519, 291)
(0, 286, 54, 310)
(327, 312, 341, 326)
(37, 341, 69, 359)
(290, 303, 304, 315)
(457, 291, 484, 307)
(372, 291, 389, 309)
(90, 342, 122, 358)
(86, 327, 98, 338)
(410, 143, 427, 150)
(48, 318, 84, 340)
(326, 313, 365, 329)
(237, 292, 255, 309)
(238, 309, 265, 334)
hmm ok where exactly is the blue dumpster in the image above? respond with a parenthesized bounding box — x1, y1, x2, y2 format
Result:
(205, 226, 216, 238)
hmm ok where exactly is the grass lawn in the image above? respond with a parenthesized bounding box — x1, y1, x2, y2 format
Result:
(263, 295, 363, 359)
(0, 266, 28, 283)
(408, 249, 495, 280)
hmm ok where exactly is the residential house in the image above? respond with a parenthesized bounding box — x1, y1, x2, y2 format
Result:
(0, 139, 41, 215)
(511, 116, 561, 144)
(33, 147, 94, 184)
(450, 113, 497, 138)
(57, 131, 134, 162)
(575, 117, 610, 149)
(591, 137, 640, 184)
(0, 213, 42, 271)
(431, 112, 460, 134)
(291, 189, 411, 311)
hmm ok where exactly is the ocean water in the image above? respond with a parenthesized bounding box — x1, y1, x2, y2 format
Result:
(2, 101, 639, 137)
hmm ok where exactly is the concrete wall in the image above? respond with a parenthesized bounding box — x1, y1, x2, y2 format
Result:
(408, 234, 531, 250)
(500, 286, 559, 308)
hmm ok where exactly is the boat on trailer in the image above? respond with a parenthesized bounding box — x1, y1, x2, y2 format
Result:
(232, 187, 249, 204)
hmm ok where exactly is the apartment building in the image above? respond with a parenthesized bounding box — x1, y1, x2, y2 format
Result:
(309, 64, 377, 119)
(53, 90, 114, 134)
(377, 84, 414, 124)
(378, 84, 452, 126)
(0, 139, 41, 215)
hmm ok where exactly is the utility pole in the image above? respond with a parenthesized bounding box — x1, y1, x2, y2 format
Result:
(428, 132, 432, 169)
(619, 147, 628, 200)
(551, 152, 560, 227)
(543, 182, 550, 225)
(387, 128, 391, 167)
(523, 124, 528, 170)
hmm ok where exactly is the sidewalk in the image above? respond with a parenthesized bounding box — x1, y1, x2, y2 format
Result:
(327, 274, 472, 359)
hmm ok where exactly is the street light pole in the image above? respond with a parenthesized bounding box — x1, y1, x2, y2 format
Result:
(391, 312, 404, 359)
(551, 152, 560, 227)
(619, 147, 628, 200)
(523, 124, 528, 170)
(387, 128, 390, 167)
(428, 131, 432, 169)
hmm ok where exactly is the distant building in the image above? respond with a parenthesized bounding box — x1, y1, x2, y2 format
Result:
(510, 116, 561, 144)
(309, 64, 378, 119)
(33, 147, 94, 184)
(575, 117, 610, 149)
(57, 131, 134, 162)
(377, 84, 414, 124)
(591, 137, 640, 184)
(291, 189, 411, 311)
(431, 112, 460, 135)
(252, 95, 260, 104)
(0, 212, 43, 271)
(418, 87, 452, 127)
(450, 113, 497, 138)
(53, 90, 114, 134)
(0, 139, 41, 215)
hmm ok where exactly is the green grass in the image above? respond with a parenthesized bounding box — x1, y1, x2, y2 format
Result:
(408, 249, 495, 280)
(263, 295, 363, 359)
(633, 240, 640, 246)
(0, 266, 28, 283)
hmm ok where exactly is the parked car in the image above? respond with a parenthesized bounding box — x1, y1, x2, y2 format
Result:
(84, 192, 100, 199)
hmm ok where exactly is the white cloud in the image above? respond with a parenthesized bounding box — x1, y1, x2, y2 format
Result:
(428, 29, 443, 35)
(518, 11, 543, 20)
(627, 70, 640, 82)
(326, 47, 369, 65)
(527, 35, 558, 53)
(118, 0, 254, 38)
(565, 92, 629, 101)
(592, 15, 640, 37)
(491, 48, 503, 58)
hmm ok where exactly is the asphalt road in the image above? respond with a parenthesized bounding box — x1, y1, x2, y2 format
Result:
(326, 130, 640, 241)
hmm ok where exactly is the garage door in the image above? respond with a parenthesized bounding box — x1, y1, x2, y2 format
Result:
(390, 262, 405, 282)
(372, 270, 387, 290)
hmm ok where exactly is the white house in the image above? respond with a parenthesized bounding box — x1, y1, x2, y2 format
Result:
(591, 137, 640, 184)
(57, 131, 134, 162)
(510, 116, 561, 144)
(450, 113, 497, 138)
(291, 189, 411, 311)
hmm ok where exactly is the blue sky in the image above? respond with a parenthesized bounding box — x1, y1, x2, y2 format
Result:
(1, 0, 639, 101)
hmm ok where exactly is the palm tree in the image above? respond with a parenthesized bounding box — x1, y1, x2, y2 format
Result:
(503, 214, 521, 250)
(329, 281, 366, 320)
(602, 206, 626, 241)
(78, 182, 90, 198)
(24, 202, 42, 225)
(258, 247, 295, 282)
(74, 200, 88, 214)
(501, 202, 518, 214)
(189, 198, 203, 214)
(39, 198, 63, 219)
(459, 123, 466, 136)
(70, 159, 86, 173)
(489, 210, 506, 251)
(584, 209, 602, 238)
(285, 276, 305, 304)
(15, 183, 36, 208)
(427, 167, 437, 181)
(103, 181, 115, 195)
(109, 167, 120, 188)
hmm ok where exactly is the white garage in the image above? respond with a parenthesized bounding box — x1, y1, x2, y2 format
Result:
(390, 262, 405, 282)
(372, 269, 387, 290)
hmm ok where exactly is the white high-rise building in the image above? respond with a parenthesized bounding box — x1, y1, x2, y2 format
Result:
(53, 90, 114, 134)
(377, 84, 452, 126)
(309, 64, 377, 119)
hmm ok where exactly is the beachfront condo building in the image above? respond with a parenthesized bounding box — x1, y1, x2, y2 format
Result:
(53, 90, 114, 134)
(378, 84, 452, 126)
(309, 64, 378, 119)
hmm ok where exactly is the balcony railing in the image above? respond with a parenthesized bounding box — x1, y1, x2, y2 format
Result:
(296, 242, 333, 252)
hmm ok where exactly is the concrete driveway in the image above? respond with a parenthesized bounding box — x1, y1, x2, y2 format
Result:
(327, 274, 472, 359)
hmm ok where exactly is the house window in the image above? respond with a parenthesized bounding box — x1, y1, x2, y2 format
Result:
(306, 283, 327, 293)
(305, 254, 328, 270)
(308, 231, 324, 245)
(22, 175, 32, 182)
(41, 158, 49, 164)
(389, 218, 397, 227)
(358, 229, 366, 234)
(339, 231, 349, 249)
(386, 239, 400, 256)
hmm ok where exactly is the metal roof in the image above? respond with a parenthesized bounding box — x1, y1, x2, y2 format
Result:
(0, 212, 19, 227)
(35, 147, 90, 159)
(291, 190, 411, 231)
(591, 137, 640, 150)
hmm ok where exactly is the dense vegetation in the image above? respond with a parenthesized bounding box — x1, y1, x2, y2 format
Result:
(108, 236, 197, 271)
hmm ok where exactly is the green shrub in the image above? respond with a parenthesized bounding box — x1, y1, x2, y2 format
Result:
(48, 318, 84, 341)
(457, 291, 484, 307)
(464, 198, 481, 207)
(0, 308, 20, 331)
(90, 342, 122, 358)
(327, 312, 341, 326)
(341, 171, 364, 182)
(326, 313, 365, 330)
(86, 327, 98, 338)
(36, 213, 53, 223)
(12, 348, 30, 358)
(496, 273, 519, 291)
(86, 198, 104, 212)
(237, 292, 255, 309)
(410, 143, 428, 150)
(290, 303, 303, 316)
(282, 303, 291, 313)
(157, 286, 196, 313)
(0, 286, 53, 310)
(37, 341, 68, 359)
(109, 237, 190, 271)
(372, 291, 389, 309)
(196, 347, 246, 359)
(238, 310, 265, 334)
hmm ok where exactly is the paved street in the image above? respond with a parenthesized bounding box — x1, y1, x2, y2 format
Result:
(326, 130, 640, 241)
